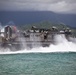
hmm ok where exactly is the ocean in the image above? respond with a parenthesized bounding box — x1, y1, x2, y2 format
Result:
(0, 53, 76, 75)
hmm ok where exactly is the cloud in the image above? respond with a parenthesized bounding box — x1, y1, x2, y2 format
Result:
(0, 0, 76, 14)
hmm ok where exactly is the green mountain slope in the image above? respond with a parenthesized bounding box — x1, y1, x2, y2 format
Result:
(19, 21, 76, 37)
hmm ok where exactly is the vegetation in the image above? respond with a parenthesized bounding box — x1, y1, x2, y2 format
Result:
(18, 21, 76, 37)
(19, 21, 66, 29)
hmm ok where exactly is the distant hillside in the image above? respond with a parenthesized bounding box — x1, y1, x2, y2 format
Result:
(0, 11, 76, 27)
(18, 21, 76, 37)
(19, 21, 68, 30)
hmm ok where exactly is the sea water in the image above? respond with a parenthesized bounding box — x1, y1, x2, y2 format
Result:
(0, 53, 76, 75)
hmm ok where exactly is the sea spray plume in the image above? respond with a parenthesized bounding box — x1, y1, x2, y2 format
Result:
(0, 34, 76, 54)
(49, 34, 76, 52)
(17, 31, 27, 50)
(30, 33, 42, 48)
(54, 34, 68, 44)
(0, 47, 10, 52)
(24, 34, 76, 53)
(23, 35, 76, 53)
(69, 37, 76, 43)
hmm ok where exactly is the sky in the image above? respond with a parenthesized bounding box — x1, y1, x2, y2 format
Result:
(0, 0, 76, 14)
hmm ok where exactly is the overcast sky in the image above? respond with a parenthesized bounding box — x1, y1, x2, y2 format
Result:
(0, 0, 76, 14)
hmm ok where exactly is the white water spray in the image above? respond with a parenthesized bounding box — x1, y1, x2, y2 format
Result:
(0, 34, 76, 54)
(30, 33, 41, 48)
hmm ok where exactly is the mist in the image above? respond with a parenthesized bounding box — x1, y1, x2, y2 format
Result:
(0, 34, 76, 54)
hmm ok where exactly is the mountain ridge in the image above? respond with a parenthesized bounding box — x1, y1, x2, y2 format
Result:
(0, 11, 76, 27)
